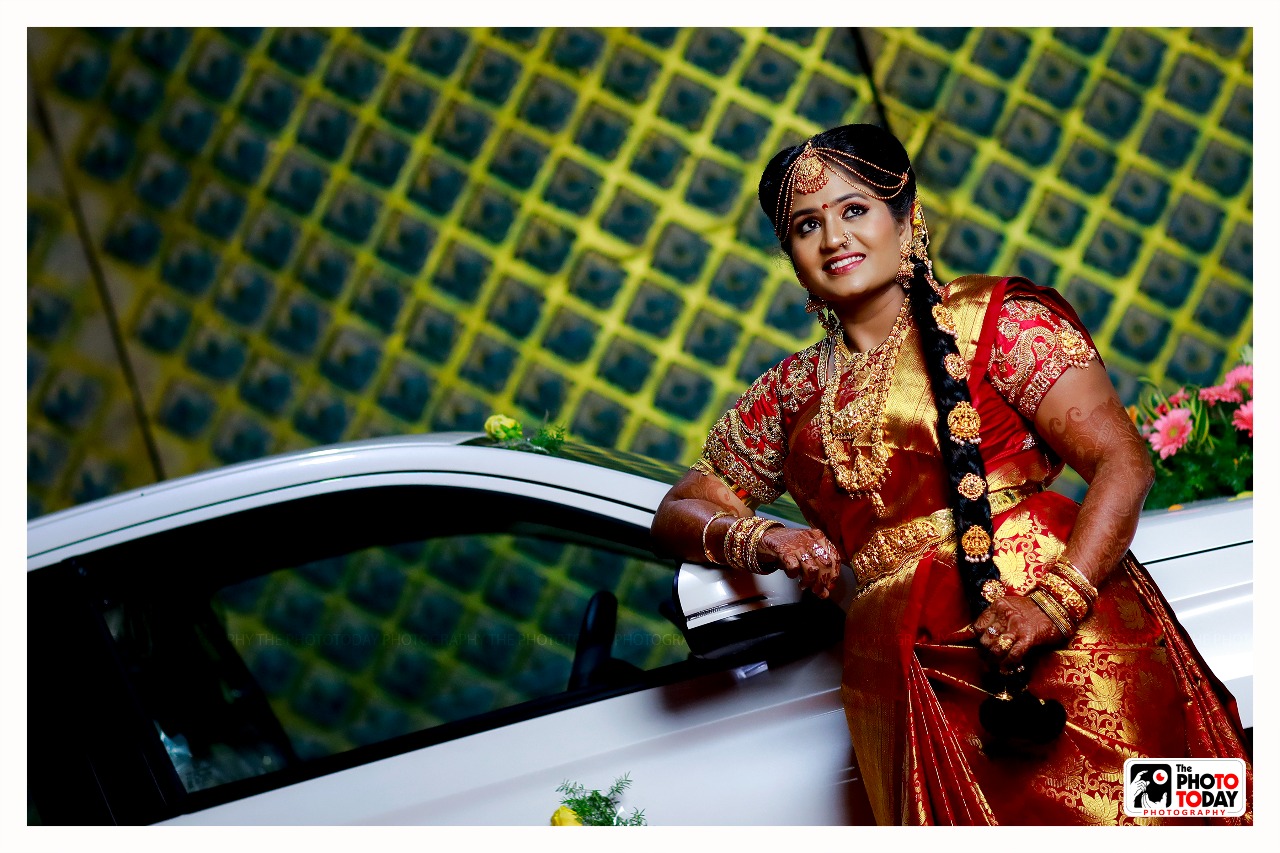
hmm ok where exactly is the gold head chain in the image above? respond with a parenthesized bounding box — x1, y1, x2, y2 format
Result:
(773, 140, 910, 243)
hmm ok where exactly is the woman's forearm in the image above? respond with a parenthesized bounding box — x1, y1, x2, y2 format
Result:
(1043, 394, 1155, 589)
(650, 471, 749, 564)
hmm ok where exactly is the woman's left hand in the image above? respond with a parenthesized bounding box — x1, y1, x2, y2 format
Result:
(971, 594, 1064, 672)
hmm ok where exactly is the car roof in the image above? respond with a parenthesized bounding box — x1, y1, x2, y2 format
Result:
(27, 433, 811, 565)
(23, 435, 636, 560)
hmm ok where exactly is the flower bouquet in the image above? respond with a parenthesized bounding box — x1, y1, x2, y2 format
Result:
(1135, 354, 1252, 510)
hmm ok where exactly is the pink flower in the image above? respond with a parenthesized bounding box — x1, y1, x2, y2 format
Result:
(1224, 364, 1253, 396)
(1199, 384, 1244, 406)
(1148, 408, 1194, 459)
(1233, 400, 1253, 438)
(1168, 388, 1190, 407)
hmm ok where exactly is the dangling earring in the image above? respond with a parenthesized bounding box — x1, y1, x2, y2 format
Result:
(895, 238, 914, 288)
(805, 291, 844, 340)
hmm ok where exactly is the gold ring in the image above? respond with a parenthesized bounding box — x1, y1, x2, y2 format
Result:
(994, 634, 1014, 653)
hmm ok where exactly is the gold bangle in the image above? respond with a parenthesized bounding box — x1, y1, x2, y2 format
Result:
(745, 519, 783, 575)
(727, 516, 760, 573)
(1029, 589, 1074, 637)
(1039, 572, 1090, 624)
(723, 518, 744, 571)
(701, 511, 732, 564)
(1027, 587, 1075, 638)
(1054, 557, 1099, 603)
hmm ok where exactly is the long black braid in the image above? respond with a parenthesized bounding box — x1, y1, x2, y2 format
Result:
(903, 259, 999, 616)
(759, 124, 1000, 617)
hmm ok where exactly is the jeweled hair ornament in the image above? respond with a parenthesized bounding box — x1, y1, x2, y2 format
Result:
(961, 525, 993, 563)
(773, 139, 911, 243)
(947, 401, 982, 445)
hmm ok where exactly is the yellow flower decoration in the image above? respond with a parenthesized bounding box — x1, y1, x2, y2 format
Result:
(550, 806, 583, 826)
(484, 413, 523, 442)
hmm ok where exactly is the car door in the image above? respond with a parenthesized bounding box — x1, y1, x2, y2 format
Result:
(28, 480, 714, 824)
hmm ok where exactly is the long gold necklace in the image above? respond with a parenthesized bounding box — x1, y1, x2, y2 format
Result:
(819, 296, 912, 517)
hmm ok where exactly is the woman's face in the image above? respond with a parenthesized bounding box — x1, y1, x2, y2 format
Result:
(784, 169, 910, 312)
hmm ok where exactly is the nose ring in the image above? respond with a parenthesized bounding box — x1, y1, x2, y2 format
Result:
(840, 232, 852, 248)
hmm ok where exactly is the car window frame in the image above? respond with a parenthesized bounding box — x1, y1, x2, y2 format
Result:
(28, 477, 730, 824)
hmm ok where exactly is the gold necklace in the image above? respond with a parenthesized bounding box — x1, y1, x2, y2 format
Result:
(819, 296, 912, 517)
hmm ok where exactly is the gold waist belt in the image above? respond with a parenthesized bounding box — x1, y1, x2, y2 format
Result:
(850, 483, 1043, 591)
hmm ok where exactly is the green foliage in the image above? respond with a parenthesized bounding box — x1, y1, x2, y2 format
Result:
(555, 774, 647, 826)
(530, 423, 567, 454)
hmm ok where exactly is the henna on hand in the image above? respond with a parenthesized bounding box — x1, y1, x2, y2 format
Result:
(759, 527, 841, 598)
(972, 595, 1063, 669)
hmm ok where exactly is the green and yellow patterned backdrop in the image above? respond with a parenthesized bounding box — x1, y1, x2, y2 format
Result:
(27, 26, 1253, 518)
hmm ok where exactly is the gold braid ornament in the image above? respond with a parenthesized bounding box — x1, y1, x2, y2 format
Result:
(944, 353, 968, 381)
(932, 303, 957, 338)
(961, 525, 992, 563)
(818, 296, 912, 517)
(957, 473, 987, 501)
(946, 401, 983, 445)
(980, 578, 1006, 603)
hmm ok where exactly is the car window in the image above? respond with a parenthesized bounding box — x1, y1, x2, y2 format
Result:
(60, 485, 689, 809)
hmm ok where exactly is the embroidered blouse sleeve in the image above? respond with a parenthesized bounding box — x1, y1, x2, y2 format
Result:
(698, 363, 788, 506)
(987, 296, 1098, 419)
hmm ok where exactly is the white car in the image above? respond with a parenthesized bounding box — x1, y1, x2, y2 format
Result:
(26, 433, 1252, 825)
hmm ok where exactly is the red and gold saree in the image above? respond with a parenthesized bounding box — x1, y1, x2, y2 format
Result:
(701, 275, 1252, 825)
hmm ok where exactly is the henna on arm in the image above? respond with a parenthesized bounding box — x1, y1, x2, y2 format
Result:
(651, 469, 750, 566)
(1034, 362, 1156, 590)
(974, 361, 1154, 666)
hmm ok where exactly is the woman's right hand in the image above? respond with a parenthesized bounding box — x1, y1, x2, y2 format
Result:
(758, 527, 841, 598)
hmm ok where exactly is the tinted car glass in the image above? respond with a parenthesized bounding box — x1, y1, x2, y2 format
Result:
(29, 485, 692, 821)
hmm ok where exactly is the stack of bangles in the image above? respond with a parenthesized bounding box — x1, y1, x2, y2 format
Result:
(1024, 557, 1100, 638)
(701, 512, 783, 575)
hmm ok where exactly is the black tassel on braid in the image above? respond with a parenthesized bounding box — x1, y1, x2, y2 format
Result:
(904, 260, 1000, 617)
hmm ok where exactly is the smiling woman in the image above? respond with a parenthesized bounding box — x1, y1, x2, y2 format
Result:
(650, 124, 1253, 826)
